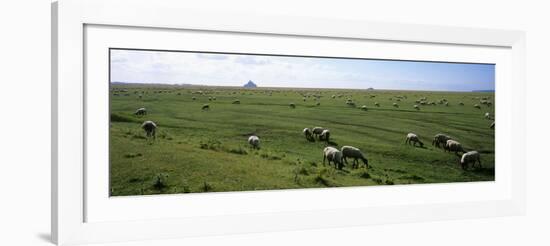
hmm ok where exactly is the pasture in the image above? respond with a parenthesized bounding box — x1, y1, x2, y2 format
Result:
(109, 84, 495, 196)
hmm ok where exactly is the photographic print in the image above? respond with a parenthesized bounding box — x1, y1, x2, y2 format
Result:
(109, 48, 495, 196)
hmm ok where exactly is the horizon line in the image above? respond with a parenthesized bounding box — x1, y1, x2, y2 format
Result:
(110, 81, 495, 93)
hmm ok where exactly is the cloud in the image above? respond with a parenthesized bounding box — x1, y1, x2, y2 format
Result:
(196, 53, 228, 60)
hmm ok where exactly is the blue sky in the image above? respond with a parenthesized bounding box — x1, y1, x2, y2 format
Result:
(110, 49, 495, 91)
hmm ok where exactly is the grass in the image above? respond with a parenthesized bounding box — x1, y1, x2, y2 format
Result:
(109, 85, 495, 196)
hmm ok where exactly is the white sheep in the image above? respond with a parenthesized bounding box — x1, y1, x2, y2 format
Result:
(474, 104, 481, 109)
(134, 107, 147, 116)
(460, 151, 481, 170)
(393, 103, 399, 108)
(405, 133, 424, 147)
(340, 145, 369, 169)
(141, 120, 157, 139)
(374, 102, 380, 107)
(414, 104, 420, 110)
(432, 133, 451, 148)
(232, 99, 240, 104)
(319, 129, 330, 143)
(444, 139, 465, 154)
(202, 104, 210, 111)
(303, 128, 314, 141)
(490, 121, 495, 129)
(361, 105, 368, 111)
(323, 146, 344, 170)
(248, 135, 260, 149)
(312, 127, 325, 139)
(485, 112, 491, 119)
(289, 103, 296, 108)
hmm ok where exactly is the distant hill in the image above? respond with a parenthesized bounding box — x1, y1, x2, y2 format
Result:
(472, 90, 495, 92)
(243, 80, 257, 88)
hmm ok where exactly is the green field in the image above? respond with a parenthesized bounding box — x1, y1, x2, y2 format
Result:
(109, 84, 495, 196)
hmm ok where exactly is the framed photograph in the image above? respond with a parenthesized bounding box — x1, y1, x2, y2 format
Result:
(52, 0, 526, 245)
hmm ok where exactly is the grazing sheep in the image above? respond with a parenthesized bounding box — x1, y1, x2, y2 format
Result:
(303, 128, 314, 141)
(319, 129, 330, 143)
(248, 135, 260, 149)
(192, 97, 196, 100)
(405, 133, 424, 147)
(141, 120, 157, 139)
(289, 103, 296, 108)
(459, 102, 464, 106)
(316, 102, 321, 106)
(445, 102, 449, 106)
(474, 104, 481, 109)
(444, 139, 465, 155)
(361, 105, 368, 111)
(432, 134, 451, 148)
(323, 146, 344, 170)
(414, 105, 420, 110)
(202, 104, 210, 111)
(485, 112, 491, 119)
(490, 121, 495, 129)
(393, 103, 399, 108)
(312, 127, 325, 139)
(340, 146, 369, 169)
(460, 151, 481, 170)
(374, 102, 380, 107)
(134, 107, 147, 116)
(232, 99, 240, 104)
(332, 95, 336, 99)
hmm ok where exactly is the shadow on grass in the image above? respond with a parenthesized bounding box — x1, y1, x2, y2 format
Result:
(471, 167, 495, 176)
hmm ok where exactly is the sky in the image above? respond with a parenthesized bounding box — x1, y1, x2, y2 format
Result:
(110, 49, 495, 92)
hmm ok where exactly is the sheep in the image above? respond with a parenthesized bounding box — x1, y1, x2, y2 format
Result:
(289, 103, 296, 108)
(374, 102, 380, 107)
(248, 135, 260, 149)
(141, 120, 157, 139)
(312, 127, 325, 139)
(444, 139, 465, 155)
(340, 145, 369, 169)
(490, 121, 495, 129)
(361, 105, 368, 111)
(303, 128, 314, 141)
(485, 112, 491, 119)
(405, 133, 424, 147)
(232, 99, 241, 104)
(459, 102, 464, 106)
(202, 104, 210, 111)
(303, 97, 306, 102)
(393, 103, 399, 108)
(316, 102, 321, 106)
(474, 104, 481, 109)
(319, 129, 330, 143)
(192, 96, 196, 100)
(134, 107, 147, 116)
(445, 102, 449, 106)
(432, 133, 451, 148)
(414, 104, 420, 110)
(323, 146, 344, 170)
(460, 151, 481, 170)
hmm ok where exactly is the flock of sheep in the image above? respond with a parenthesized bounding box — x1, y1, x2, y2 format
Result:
(129, 90, 492, 177)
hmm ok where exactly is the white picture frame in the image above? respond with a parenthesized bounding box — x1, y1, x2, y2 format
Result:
(52, 0, 526, 245)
